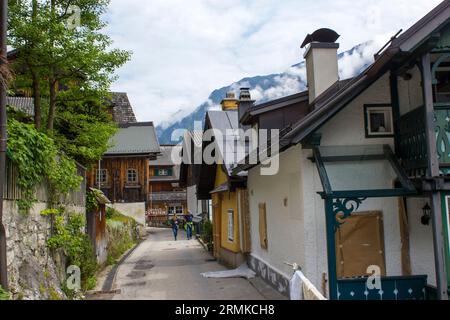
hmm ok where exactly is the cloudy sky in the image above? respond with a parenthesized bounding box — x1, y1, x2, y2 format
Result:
(105, 0, 442, 126)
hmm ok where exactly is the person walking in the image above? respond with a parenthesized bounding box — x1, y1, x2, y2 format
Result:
(170, 215, 179, 241)
(185, 211, 194, 240)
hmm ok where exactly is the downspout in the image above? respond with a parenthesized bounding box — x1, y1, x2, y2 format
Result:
(0, 0, 8, 290)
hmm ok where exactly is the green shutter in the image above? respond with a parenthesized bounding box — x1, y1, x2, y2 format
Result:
(168, 168, 173, 176)
(154, 169, 159, 176)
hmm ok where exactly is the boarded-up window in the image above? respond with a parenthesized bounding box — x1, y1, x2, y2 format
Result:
(335, 211, 386, 278)
(259, 203, 268, 250)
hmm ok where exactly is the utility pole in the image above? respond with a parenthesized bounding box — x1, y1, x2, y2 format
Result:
(0, 0, 8, 290)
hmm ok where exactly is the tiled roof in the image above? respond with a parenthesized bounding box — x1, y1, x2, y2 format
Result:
(110, 92, 137, 124)
(105, 122, 160, 156)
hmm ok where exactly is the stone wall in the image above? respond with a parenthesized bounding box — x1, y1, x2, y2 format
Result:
(4, 200, 84, 300)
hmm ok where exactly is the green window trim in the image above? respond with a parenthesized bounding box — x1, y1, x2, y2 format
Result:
(442, 193, 450, 288)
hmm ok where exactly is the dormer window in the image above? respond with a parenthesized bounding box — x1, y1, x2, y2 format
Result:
(364, 104, 394, 138)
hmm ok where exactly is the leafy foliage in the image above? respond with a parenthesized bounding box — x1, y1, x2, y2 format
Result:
(106, 208, 139, 265)
(0, 286, 10, 300)
(46, 209, 97, 292)
(8, 0, 131, 131)
(7, 118, 82, 211)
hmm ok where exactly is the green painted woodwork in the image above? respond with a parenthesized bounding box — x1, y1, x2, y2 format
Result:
(337, 275, 428, 300)
(435, 25, 450, 51)
(441, 193, 450, 288)
(332, 197, 366, 230)
(435, 108, 450, 167)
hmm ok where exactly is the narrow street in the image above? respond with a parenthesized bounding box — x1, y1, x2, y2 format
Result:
(105, 228, 284, 300)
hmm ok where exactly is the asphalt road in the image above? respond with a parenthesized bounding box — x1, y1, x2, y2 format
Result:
(108, 227, 273, 300)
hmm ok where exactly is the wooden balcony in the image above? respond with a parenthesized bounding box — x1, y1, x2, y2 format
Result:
(148, 191, 187, 202)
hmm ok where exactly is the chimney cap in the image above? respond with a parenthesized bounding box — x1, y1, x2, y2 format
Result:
(239, 87, 252, 101)
(300, 28, 340, 48)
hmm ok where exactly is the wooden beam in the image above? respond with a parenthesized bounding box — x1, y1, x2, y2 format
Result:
(313, 147, 332, 196)
(421, 53, 449, 300)
(383, 145, 416, 191)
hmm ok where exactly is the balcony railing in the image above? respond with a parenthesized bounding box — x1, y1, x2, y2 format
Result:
(337, 275, 428, 300)
(148, 191, 187, 202)
(398, 105, 450, 176)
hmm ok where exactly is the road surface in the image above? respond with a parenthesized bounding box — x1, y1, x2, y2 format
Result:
(105, 227, 284, 300)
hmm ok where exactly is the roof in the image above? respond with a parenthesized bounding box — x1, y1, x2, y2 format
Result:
(206, 110, 248, 176)
(109, 92, 137, 124)
(150, 145, 182, 166)
(233, 0, 450, 174)
(240, 90, 309, 124)
(6, 96, 35, 116)
(105, 122, 160, 156)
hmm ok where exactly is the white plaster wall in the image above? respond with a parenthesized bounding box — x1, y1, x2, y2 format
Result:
(407, 197, 437, 286)
(110, 202, 145, 225)
(248, 144, 305, 280)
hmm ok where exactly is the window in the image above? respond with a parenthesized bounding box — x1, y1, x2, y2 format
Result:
(227, 209, 234, 242)
(127, 169, 138, 183)
(96, 169, 107, 185)
(168, 205, 183, 215)
(156, 168, 170, 176)
(364, 104, 394, 137)
(432, 55, 450, 104)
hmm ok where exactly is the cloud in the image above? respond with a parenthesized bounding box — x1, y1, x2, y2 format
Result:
(105, 0, 442, 125)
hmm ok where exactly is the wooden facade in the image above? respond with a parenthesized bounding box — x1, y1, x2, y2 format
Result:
(87, 156, 149, 203)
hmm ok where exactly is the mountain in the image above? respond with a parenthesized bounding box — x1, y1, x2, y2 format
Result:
(156, 41, 377, 144)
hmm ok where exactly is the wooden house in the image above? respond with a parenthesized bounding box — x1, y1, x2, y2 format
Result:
(233, 1, 450, 300)
(148, 145, 187, 225)
(87, 122, 160, 225)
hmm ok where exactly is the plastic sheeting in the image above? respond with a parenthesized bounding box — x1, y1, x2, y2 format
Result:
(200, 264, 256, 279)
(290, 270, 327, 300)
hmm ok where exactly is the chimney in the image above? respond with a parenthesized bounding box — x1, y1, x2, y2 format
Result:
(220, 91, 238, 111)
(238, 87, 255, 123)
(301, 28, 340, 103)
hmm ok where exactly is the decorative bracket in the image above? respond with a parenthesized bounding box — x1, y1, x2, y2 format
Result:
(332, 197, 366, 230)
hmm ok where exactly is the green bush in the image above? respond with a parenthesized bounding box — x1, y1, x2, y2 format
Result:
(201, 220, 213, 251)
(46, 210, 97, 293)
(0, 286, 9, 300)
(106, 210, 139, 265)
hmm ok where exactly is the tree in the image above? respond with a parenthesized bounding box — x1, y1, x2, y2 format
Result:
(8, 0, 131, 131)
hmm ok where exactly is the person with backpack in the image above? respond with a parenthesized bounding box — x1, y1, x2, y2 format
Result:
(185, 211, 194, 240)
(170, 215, 179, 241)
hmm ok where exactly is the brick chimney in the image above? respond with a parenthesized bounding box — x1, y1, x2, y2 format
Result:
(220, 91, 238, 111)
(301, 28, 340, 103)
(238, 87, 255, 123)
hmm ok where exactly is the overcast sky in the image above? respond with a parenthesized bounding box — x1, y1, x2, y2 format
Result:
(105, 0, 442, 126)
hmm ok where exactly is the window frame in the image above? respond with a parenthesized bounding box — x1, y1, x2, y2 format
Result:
(227, 209, 234, 242)
(157, 168, 169, 176)
(363, 104, 394, 138)
(96, 169, 108, 185)
(126, 168, 138, 184)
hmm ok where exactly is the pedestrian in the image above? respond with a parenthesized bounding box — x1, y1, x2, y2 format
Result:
(170, 214, 179, 241)
(185, 211, 194, 240)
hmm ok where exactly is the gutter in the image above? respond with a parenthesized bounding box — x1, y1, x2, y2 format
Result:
(0, 0, 8, 290)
